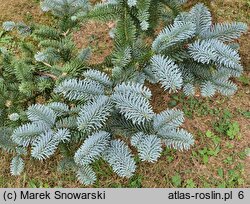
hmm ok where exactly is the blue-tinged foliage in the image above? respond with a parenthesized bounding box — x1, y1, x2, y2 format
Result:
(104, 140, 136, 178)
(203, 22, 248, 42)
(54, 79, 104, 101)
(1, 0, 247, 187)
(55, 116, 78, 129)
(41, 0, 90, 22)
(153, 109, 184, 131)
(2, 21, 16, 31)
(111, 47, 132, 68)
(83, 70, 112, 87)
(137, 135, 162, 162)
(0, 128, 16, 153)
(183, 83, 195, 96)
(152, 21, 196, 53)
(150, 55, 183, 92)
(159, 129, 195, 150)
(12, 122, 50, 147)
(27, 104, 56, 127)
(31, 130, 59, 160)
(114, 82, 152, 100)
(10, 156, 24, 176)
(77, 96, 113, 133)
(211, 39, 242, 70)
(112, 82, 154, 125)
(54, 128, 71, 142)
(74, 131, 110, 165)
(188, 40, 217, 64)
(47, 102, 69, 116)
(200, 81, 216, 97)
(76, 165, 97, 185)
(189, 3, 212, 35)
(127, 0, 137, 7)
(131, 133, 162, 162)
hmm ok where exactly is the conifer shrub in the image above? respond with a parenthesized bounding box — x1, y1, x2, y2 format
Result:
(0, 0, 91, 134)
(84, 1, 247, 97)
(0, 0, 247, 186)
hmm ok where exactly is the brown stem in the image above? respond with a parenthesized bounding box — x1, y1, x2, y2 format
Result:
(62, 29, 70, 37)
(37, 71, 58, 81)
(42, 61, 52, 68)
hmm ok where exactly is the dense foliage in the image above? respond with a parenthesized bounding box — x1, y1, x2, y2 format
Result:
(0, 0, 247, 185)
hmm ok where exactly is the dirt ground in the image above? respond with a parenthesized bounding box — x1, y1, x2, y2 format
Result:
(0, 0, 50, 23)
